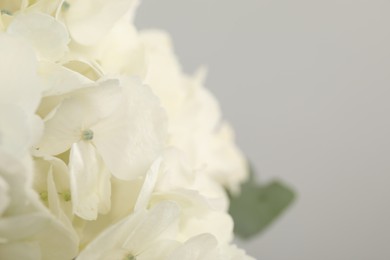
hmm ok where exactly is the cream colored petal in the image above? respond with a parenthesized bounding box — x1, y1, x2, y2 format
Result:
(220, 244, 256, 260)
(37, 98, 84, 155)
(134, 157, 162, 211)
(180, 211, 234, 245)
(0, 242, 40, 260)
(38, 80, 122, 155)
(29, 210, 78, 260)
(7, 12, 69, 61)
(77, 203, 178, 259)
(78, 203, 178, 258)
(167, 234, 220, 260)
(39, 61, 94, 96)
(123, 202, 180, 254)
(98, 19, 147, 78)
(0, 152, 34, 215)
(76, 177, 143, 247)
(68, 141, 110, 220)
(33, 156, 74, 220)
(46, 169, 74, 231)
(77, 209, 147, 260)
(0, 33, 42, 112)
(140, 30, 186, 117)
(0, 213, 50, 242)
(0, 104, 33, 157)
(137, 240, 180, 260)
(63, 0, 137, 45)
(0, 211, 78, 260)
(93, 77, 167, 180)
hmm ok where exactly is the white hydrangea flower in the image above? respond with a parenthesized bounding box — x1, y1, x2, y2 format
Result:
(0, 0, 255, 259)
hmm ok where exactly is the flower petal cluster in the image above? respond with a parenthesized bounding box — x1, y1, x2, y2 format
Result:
(0, 1, 254, 259)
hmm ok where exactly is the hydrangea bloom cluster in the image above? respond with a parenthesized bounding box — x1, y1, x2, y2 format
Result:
(0, 0, 254, 259)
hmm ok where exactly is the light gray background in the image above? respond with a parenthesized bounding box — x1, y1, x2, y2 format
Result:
(135, 1, 390, 259)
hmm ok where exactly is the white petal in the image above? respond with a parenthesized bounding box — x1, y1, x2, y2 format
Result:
(63, 0, 137, 45)
(0, 242, 41, 260)
(93, 77, 167, 180)
(137, 240, 180, 260)
(77, 209, 147, 260)
(0, 33, 42, 112)
(123, 202, 180, 254)
(7, 12, 70, 61)
(38, 80, 122, 155)
(0, 213, 50, 242)
(140, 30, 186, 116)
(220, 244, 256, 260)
(180, 211, 234, 245)
(98, 19, 147, 78)
(78, 203, 179, 259)
(134, 157, 162, 211)
(33, 156, 74, 220)
(168, 234, 220, 260)
(0, 104, 32, 157)
(68, 141, 111, 220)
(39, 61, 94, 96)
(0, 151, 34, 215)
(38, 98, 84, 155)
(47, 168, 74, 230)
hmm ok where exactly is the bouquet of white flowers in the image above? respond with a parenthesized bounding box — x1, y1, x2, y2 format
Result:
(0, 1, 294, 259)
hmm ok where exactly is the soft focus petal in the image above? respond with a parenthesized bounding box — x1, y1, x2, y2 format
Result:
(220, 244, 256, 260)
(140, 30, 186, 117)
(137, 240, 180, 260)
(98, 18, 147, 77)
(63, 0, 137, 45)
(0, 242, 41, 260)
(7, 12, 69, 61)
(0, 33, 42, 112)
(168, 234, 220, 260)
(0, 104, 36, 157)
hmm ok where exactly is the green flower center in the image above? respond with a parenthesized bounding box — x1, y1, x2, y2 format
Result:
(60, 191, 72, 202)
(1, 9, 12, 15)
(62, 1, 70, 11)
(126, 254, 136, 260)
(82, 129, 94, 141)
(39, 191, 48, 202)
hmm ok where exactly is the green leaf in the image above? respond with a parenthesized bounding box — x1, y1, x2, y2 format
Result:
(228, 168, 296, 239)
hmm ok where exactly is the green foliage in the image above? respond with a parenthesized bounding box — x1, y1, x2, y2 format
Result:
(228, 165, 296, 239)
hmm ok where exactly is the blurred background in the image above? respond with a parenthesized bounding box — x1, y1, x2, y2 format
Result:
(135, 0, 390, 259)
